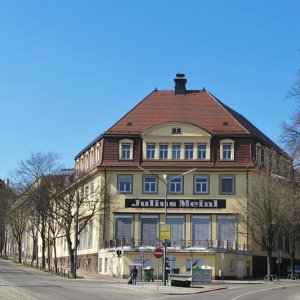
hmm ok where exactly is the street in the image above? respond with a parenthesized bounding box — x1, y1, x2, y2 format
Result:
(2, 259, 300, 300)
(0, 259, 156, 300)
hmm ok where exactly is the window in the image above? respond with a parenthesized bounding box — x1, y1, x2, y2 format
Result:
(115, 215, 132, 242)
(220, 139, 234, 160)
(159, 144, 168, 159)
(143, 175, 157, 193)
(184, 144, 194, 159)
(194, 175, 209, 194)
(146, 144, 156, 159)
(197, 144, 206, 159)
(218, 215, 236, 243)
(79, 219, 93, 250)
(167, 216, 184, 247)
(222, 144, 232, 160)
(220, 175, 235, 194)
(192, 215, 211, 247)
(121, 144, 132, 160)
(141, 216, 158, 246)
(118, 175, 133, 194)
(172, 144, 181, 159)
(172, 128, 181, 134)
(168, 175, 183, 194)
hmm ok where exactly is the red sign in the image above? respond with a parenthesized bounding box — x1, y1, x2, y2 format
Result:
(154, 248, 164, 259)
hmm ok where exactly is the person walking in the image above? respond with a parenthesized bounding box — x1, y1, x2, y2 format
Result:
(130, 266, 138, 285)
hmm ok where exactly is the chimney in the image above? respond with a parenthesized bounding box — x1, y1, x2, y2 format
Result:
(174, 72, 187, 95)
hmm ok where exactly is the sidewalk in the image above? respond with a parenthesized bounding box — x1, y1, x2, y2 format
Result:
(76, 269, 268, 295)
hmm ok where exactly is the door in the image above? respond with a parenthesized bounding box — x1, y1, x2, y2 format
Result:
(237, 260, 244, 279)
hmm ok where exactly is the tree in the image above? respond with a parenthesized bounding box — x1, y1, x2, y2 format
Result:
(235, 168, 289, 278)
(8, 204, 28, 263)
(10, 152, 62, 268)
(50, 174, 113, 278)
(282, 170, 300, 275)
(281, 69, 300, 160)
(0, 183, 15, 257)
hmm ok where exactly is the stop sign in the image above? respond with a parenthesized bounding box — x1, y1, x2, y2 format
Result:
(154, 248, 164, 259)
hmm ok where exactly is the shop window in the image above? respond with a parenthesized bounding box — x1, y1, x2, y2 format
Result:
(218, 215, 237, 243)
(115, 215, 132, 243)
(192, 215, 211, 247)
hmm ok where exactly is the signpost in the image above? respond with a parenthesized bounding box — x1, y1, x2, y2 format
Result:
(154, 248, 164, 291)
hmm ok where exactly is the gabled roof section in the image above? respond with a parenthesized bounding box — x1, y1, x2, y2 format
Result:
(105, 89, 249, 136)
(104, 87, 284, 154)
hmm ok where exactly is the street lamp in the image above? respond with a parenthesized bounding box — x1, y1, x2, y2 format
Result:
(138, 166, 196, 285)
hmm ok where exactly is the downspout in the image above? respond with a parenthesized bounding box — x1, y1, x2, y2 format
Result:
(102, 166, 107, 248)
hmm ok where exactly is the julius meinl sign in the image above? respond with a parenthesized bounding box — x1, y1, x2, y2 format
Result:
(125, 199, 226, 208)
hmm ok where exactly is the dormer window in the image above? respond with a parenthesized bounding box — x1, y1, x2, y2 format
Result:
(172, 127, 181, 134)
(220, 139, 234, 161)
(119, 139, 133, 160)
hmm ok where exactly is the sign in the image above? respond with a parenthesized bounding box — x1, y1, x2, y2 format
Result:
(154, 248, 164, 259)
(160, 224, 171, 240)
(125, 199, 226, 209)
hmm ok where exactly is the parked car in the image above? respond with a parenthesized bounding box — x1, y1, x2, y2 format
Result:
(287, 266, 300, 274)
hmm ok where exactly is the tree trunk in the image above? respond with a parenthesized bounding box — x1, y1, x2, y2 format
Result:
(69, 247, 75, 278)
(53, 238, 58, 274)
(267, 250, 272, 278)
(18, 239, 22, 263)
(41, 229, 46, 269)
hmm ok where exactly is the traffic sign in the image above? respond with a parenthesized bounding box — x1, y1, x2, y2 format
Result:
(160, 224, 171, 240)
(154, 248, 164, 259)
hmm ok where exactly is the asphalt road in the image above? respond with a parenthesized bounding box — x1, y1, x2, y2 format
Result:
(0, 260, 157, 300)
(173, 282, 300, 300)
(2, 259, 300, 300)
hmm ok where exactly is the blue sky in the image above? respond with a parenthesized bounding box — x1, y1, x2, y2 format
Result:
(0, 0, 299, 179)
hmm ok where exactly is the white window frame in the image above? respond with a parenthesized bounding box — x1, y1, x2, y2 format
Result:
(172, 144, 181, 159)
(220, 139, 234, 161)
(159, 144, 168, 159)
(194, 175, 209, 194)
(168, 175, 183, 194)
(119, 139, 133, 160)
(146, 144, 156, 159)
(118, 174, 133, 194)
(143, 175, 157, 194)
(197, 143, 207, 160)
(184, 144, 194, 159)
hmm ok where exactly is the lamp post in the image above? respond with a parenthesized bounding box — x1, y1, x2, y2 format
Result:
(138, 166, 196, 285)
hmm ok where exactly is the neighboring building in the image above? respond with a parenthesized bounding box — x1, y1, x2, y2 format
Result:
(61, 73, 293, 279)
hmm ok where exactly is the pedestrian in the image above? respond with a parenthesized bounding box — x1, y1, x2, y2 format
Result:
(130, 266, 138, 285)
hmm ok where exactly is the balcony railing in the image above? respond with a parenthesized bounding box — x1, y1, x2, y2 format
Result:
(102, 238, 252, 252)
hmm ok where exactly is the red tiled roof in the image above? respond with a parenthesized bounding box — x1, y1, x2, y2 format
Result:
(105, 90, 249, 135)
(105, 89, 282, 152)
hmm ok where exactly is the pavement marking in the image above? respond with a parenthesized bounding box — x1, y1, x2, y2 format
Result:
(230, 283, 300, 300)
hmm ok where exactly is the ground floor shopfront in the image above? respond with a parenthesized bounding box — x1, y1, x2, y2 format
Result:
(98, 246, 252, 280)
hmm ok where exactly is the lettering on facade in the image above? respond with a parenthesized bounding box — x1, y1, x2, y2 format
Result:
(125, 199, 226, 208)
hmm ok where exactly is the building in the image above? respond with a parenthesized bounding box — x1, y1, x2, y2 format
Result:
(68, 73, 293, 279)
